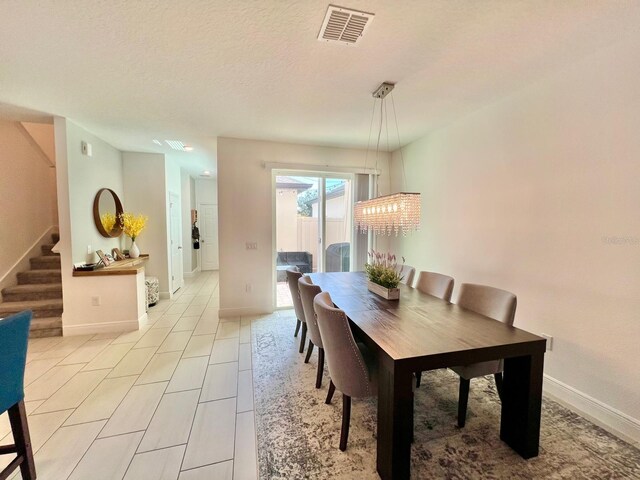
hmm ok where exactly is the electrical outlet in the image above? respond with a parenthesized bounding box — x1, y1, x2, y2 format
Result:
(245, 242, 258, 250)
(245, 283, 252, 293)
(541, 333, 553, 351)
(87, 245, 92, 254)
(91, 296, 101, 306)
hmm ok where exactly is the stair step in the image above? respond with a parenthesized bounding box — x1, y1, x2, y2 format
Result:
(51, 233, 60, 243)
(17, 270, 62, 285)
(30, 256, 61, 270)
(0, 298, 63, 319)
(30, 317, 62, 338)
(41, 244, 58, 256)
(2, 283, 63, 302)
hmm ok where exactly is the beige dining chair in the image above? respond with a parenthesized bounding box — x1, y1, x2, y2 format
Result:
(314, 291, 377, 451)
(414, 271, 455, 387)
(398, 264, 416, 286)
(450, 283, 517, 427)
(285, 267, 307, 354)
(298, 276, 326, 388)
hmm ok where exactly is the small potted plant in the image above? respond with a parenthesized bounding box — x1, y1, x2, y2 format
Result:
(119, 212, 148, 258)
(364, 250, 404, 300)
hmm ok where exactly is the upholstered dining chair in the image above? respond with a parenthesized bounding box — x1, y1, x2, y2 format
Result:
(314, 292, 377, 451)
(285, 267, 307, 353)
(0, 310, 36, 480)
(414, 271, 455, 387)
(450, 283, 517, 428)
(398, 264, 416, 286)
(297, 276, 326, 388)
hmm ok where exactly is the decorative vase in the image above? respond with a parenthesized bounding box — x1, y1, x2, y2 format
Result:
(129, 239, 140, 258)
(367, 281, 400, 300)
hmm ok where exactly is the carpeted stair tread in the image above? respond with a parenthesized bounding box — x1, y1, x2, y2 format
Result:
(30, 256, 61, 269)
(17, 270, 62, 284)
(0, 298, 63, 319)
(2, 283, 62, 301)
(30, 317, 62, 337)
(41, 244, 58, 256)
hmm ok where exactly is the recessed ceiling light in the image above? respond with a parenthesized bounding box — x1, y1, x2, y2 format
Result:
(202, 170, 211, 176)
(183, 145, 194, 152)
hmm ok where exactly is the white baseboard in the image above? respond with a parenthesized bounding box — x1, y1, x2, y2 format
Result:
(218, 306, 271, 318)
(183, 265, 201, 278)
(543, 374, 640, 444)
(62, 314, 147, 336)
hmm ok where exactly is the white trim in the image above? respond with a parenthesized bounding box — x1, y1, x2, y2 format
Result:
(543, 374, 640, 444)
(264, 161, 380, 175)
(62, 314, 148, 336)
(183, 265, 202, 278)
(219, 306, 271, 318)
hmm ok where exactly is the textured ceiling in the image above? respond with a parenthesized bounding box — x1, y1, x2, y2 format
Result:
(2, 0, 640, 175)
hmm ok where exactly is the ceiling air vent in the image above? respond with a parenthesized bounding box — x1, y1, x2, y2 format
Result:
(318, 5, 374, 45)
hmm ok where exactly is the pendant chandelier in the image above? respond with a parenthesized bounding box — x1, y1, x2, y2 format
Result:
(354, 82, 421, 236)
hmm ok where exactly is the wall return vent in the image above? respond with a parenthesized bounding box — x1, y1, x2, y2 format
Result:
(318, 5, 374, 45)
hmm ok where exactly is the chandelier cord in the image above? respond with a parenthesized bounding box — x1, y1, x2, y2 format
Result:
(390, 92, 407, 192)
(374, 95, 384, 196)
(363, 97, 378, 179)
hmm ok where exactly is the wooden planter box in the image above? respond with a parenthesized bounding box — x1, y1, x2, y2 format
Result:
(367, 281, 400, 300)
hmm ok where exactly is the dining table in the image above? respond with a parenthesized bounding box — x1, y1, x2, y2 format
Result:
(309, 272, 546, 480)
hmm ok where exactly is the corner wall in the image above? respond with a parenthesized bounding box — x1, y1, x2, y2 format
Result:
(389, 37, 640, 438)
(217, 137, 390, 316)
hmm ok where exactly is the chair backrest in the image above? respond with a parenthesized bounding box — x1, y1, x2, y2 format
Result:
(415, 271, 455, 302)
(398, 264, 416, 286)
(298, 276, 323, 348)
(313, 292, 372, 398)
(457, 283, 517, 326)
(0, 310, 32, 413)
(285, 267, 305, 323)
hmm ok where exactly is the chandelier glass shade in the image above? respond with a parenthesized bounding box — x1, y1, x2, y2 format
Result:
(355, 192, 421, 236)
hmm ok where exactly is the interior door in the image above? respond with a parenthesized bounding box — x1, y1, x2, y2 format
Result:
(200, 203, 219, 270)
(169, 192, 184, 293)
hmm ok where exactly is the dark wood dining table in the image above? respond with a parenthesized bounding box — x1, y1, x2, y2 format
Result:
(309, 272, 546, 480)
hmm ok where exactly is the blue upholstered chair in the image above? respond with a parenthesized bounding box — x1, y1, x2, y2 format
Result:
(0, 310, 36, 480)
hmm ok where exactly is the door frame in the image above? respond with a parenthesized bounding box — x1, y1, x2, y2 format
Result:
(198, 202, 219, 271)
(169, 191, 184, 294)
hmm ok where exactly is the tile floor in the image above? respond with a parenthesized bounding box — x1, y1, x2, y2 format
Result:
(0, 271, 257, 480)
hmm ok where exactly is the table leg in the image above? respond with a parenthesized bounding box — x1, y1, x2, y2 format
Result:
(500, 351, 544, 458)
(377, 359, 414, 480)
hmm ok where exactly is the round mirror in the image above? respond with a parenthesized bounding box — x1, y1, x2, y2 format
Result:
(93, 188, 124, 237)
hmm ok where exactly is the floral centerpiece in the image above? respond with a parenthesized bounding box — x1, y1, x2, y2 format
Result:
(364, 250, 404, 300)
(119, 212, 148, 258)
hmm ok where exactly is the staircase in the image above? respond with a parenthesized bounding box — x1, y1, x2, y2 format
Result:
(0, 233, 63, 337)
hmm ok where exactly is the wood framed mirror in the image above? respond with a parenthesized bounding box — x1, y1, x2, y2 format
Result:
(93, 188, 124, 237)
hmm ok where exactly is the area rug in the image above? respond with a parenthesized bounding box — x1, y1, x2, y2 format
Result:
(251, 311, 640, 479)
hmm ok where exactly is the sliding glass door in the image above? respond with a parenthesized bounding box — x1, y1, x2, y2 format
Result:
(274, 172, 354, 308)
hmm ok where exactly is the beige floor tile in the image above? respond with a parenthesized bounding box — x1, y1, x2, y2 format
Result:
(24, 363, 85, 401)
(151, 300, 171, 313)
(99, 382, 167, 438)
(217, 321, 240, 340)
(137, 351, 182, 385)
(174, 294, 195, 304)
(233, 411, 258, 480)
(193, 318, 218, 336)
(125, 445, 185, 480)
(91, 331, 121, 340)
(1, 408, 72, 453)
(36, 341, 85, 360)
(68, 431, 143, 480)
(184, 303, 207, 317)
(180, 461, 233, 480)
(157, 330, 193, 353)
(35, 368, 110, 414)
(190, 295, 210, 306)
(65, 375, 137, 425)
(134, 327, 172, 349)
(108, 346, 157, 378)
(238, 344, 252, 371)
(138, 389, 199, 452)
(237, 370, 254, 413)
(166, 303, 189, 315)
(82, 342, 135, 371)
(111, 325, 152, 345)
(183, 334, 215, 358)
(30, 420, 106, 480)
(200, 308, 219, 322)
(27, 336, 65, 353)
(172, 315, 201, 332)
(152, 313, 182, 329)
(239, 322, 251, 344)
(58, 338, 112, 365)
(166, 357, 209, 393)
(201, 362, 238, 402)
(26, 349, 44, 363)
(182, 398, 236, 470)
(210, 338, 240, 364)
(23, 357, 60, 386)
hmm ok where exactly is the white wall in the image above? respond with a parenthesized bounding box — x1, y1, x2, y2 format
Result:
(0, 120, 57, 287)
(122, 152, 171, 296)
(389, 38, 640, 436)
(217, 137, 390, 316)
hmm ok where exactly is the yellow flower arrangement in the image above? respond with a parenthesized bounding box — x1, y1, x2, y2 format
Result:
(100, 212, 117, 233)
(119, 212, 148, 240)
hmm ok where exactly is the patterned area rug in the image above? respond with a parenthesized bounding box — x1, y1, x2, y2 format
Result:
(251, 311, 640, 479)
